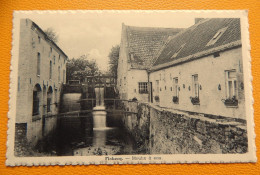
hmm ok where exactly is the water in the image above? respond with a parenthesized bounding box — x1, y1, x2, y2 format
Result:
(51, 115, 138, 156)
(36, 91, 140, 156)
(94, 87, 104, 106)
(93, 87, 107, 129)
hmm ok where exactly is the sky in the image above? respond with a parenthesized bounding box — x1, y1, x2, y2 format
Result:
(28, 11, 196, 72)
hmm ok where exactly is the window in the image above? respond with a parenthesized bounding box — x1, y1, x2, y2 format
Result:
(173, 77, 179, 97)
(31, 37, 35, 48)
(124, 77, 126, 85)
(63, 70, 66, 82)
(138, 82, 148, 94)
(192, 74, 199, 97)
(32, 84, 41, 116)
(225, 70, 237, 99)
(171, 44, 186, 58)
(53, 55, 56, 64)
(156, 80, 159, 94)
(55, 89, 58, 106)
(49, 61, 52, 79)
(37, 52, 40, 76)
(58, 66, 61, 81)
(49, 47, 52, 57)
(31, 25, 36, 31)
(207, 27, 228, 46)
(59, 55, 60, 62)
(38, 36, 41, 43)
(172, 77, 179, 103)
(47, 87, 53, 112)
(191, 74, 200, 105)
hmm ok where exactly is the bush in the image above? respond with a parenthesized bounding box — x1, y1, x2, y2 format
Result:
(190, 96, 200, 105)
(132, 97, 138, 102)
(172, 96, 179, 103)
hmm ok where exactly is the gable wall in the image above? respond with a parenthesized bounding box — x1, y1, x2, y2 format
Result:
(117, 24, 129, 100)
(127, 69, 148, 101)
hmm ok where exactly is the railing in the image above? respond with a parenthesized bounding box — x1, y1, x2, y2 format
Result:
(80, 98, 137, 109)
(57, 98, 138, 118)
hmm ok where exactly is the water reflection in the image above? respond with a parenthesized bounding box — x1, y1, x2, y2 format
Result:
(93, 129, 107, 147)
(92, 109, 107, 129)
(62, 93, 81, 112)
(52, 114, 138, 156)
(73, 128, 121, 156)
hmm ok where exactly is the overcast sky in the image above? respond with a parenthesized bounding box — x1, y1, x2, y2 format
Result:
(27, 11, 196, 72)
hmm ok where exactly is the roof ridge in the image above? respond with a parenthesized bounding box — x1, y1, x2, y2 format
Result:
(125, 24, 184, 31)
(29, 19, 68, 59)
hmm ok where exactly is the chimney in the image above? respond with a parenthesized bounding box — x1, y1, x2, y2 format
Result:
(195, 18, 204, 24)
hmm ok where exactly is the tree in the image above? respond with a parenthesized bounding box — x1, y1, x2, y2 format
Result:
(66, 54, 100, 82)
(44, 28, 59, 43)
(108, 45, 120, 78)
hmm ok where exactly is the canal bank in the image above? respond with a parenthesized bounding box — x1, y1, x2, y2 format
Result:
(121, 102, 248, 154)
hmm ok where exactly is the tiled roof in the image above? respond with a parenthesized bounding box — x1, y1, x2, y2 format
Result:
(152, 18, 241, 69)
(125, 25, 183, 69)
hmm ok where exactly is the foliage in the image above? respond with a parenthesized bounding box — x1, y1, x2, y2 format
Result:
(108, 45, 120, 77)
(190, 96, 200, 104)
(44, 28, 59, 43)
(172, 96, 179, 103)
(132, 97, 138, 102)
(66, 55, 100, 82)
(223, 96, 238, 106)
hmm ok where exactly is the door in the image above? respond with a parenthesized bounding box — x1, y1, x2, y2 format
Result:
(150, 82, 153, 103)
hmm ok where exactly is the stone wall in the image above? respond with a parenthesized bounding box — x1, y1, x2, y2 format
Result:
(121, 102, 150, 153)
(122, 102, 248, 154)
(15, 117, 58, 156)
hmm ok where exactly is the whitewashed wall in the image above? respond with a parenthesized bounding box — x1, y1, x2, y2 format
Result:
(150, 47, 245, 119)
(127, 69, 148, 102)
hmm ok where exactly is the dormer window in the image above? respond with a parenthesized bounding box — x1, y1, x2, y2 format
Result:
(171, 44, 186, 58)
(207, 27, 228, 46)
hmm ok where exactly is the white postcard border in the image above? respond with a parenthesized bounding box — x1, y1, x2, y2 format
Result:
(6, 10, 257, 166)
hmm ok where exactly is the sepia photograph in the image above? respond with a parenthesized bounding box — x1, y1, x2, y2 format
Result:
(7, 10, 256, 165)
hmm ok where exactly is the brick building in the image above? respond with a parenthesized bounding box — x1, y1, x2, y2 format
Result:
(118, 18, 245, 119)
(16, 19, 68, 145)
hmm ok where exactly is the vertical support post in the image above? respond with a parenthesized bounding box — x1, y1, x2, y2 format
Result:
(113, 99, 116, 110)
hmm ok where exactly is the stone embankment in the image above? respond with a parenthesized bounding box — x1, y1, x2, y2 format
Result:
(121, 102, 248, 154)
